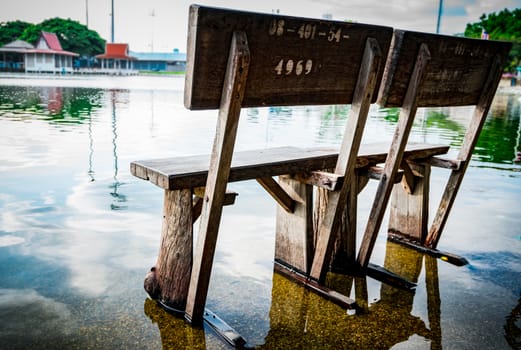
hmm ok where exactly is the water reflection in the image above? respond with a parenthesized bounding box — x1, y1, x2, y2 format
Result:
(0, 79, 519, 349)
(476, 94, 521, 164)
(144, 298, 207, 350)
(370, 94, 521, 167)
(0, 288, 75, 349)
(0, 85, 103, 124)
(259, 241, 441, 349)
(108, 90, 127, 210)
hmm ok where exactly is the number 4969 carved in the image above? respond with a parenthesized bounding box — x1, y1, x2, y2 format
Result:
(274, 59, 313, 76)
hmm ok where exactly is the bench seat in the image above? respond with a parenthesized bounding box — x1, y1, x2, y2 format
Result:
(131, 143, 449, 191)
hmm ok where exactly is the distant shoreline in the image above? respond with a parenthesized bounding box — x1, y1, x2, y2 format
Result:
(498, 85, 521, 95)
(0, 72, 185, 91)
(1, 72, 520, 95)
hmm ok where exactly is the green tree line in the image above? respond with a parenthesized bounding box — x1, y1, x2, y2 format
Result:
(0, 18, 105, 57)
(464, 7, 521, 72)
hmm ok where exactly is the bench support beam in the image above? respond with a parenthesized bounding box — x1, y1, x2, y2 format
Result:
(185, 31, 250, 325)
(257, 177, 296, 213)
(310, 37, 383, 282)
(357, 43, 431, 269)
(292, 171, 344, 191)
(425, 55, 504, 248)
(389, 162, 430, 243)
(275, 176, 314, 273)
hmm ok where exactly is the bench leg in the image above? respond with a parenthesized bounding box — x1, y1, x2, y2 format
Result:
(425, 55, 503, 248)
(275, 176, 313, 273)
(357, 43, 431, 269)
(144, 189, 193, 311)
(313, 176, 358, 273)
(310, 38, 383, 282)
(184, 31, 250, 325)
(389, 163, 430, 243)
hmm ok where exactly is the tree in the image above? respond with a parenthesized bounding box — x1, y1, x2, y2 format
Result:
(464, 8, 521, 72)
(19, 18, 105, 57)
(0, 20, 32, 46)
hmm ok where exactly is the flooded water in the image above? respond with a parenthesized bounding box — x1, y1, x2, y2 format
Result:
(0, 74, 520, 349)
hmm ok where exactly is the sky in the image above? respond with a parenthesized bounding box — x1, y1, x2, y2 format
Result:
(1, 0, 520, 53)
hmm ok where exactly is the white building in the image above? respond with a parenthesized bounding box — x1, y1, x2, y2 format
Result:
(24, 32, 78, 74)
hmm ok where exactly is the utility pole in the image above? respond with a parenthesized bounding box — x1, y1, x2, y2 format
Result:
(111, 0, 115, 42)
(150, 9, 155, 52)
(436, 0, 443, 34)
(85, 0, 89, 28)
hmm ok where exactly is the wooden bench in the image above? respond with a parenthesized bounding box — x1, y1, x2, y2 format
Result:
(131, 4, 511, 333)
(138, 4, 395, 326)
(354, 29, 512, 271)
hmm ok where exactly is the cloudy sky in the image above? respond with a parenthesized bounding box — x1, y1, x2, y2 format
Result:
(1, 0, 520, 52)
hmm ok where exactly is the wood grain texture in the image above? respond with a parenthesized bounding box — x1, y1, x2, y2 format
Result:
(357, 44, 431, 269)
(389, 162, 430, 242)
(185, 31, 250, 324)
(144, 189, 193, 310)
(291, 171, 344, 191)
(313, 174, 358, 274)
(184, 5, 393, 109)
(192, 190, 238, 222)
(131, 143, 449, 190)
(275, 176, 313, 273)
(377, 30, 512, 107)
(310, 38, 383, 282)
(257, 176, 295, 213)
(425, 55, 506, 248)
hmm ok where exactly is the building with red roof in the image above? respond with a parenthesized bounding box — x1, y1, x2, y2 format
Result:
(95, 43, 137, 75)
(24, 32, 79, 74)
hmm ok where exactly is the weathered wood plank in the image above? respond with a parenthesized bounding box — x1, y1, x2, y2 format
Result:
(275, 176, 313, 273)
(389, 162, 430, 242)
(357, 43, 431, 269)
(291, 171, 344, 191)
(366, 263, 417, 291)
(427, 156, 463, 170)
(425, 54, 506, 248)
(257, 176, 295, 213)
(399, 160, 416, 194)
(363, 166, 404, 182)
(377, 30, 512, 107)
(388, 232, 468, 266)
(131, 143, 449, 190)
(313, 173, 358, 274)
(325, 175, 358, 273)
(144, 189, 193, 311)
(185, 31, 250, 325)
(192, 189, 238, 222)
(185, 5, 393, 109)
(274, 260, 357, 310)
(310, 37, 383, 282)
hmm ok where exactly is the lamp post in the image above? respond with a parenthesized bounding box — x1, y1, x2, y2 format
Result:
(111, 0, 115, 43)
(436, 0, 443, 34)
(85, 0, 89, 28)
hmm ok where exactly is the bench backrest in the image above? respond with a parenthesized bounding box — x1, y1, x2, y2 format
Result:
(378, 30, 512, 107)
(184, 5, 393, 110)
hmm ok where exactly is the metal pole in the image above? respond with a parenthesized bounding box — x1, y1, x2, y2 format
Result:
(85, 0, 89, 28)
(111, 0, 115, 42)
(436, 0, 443, 34)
